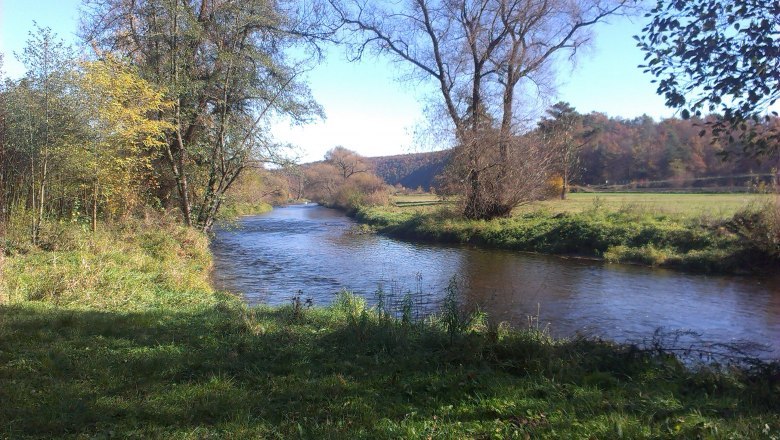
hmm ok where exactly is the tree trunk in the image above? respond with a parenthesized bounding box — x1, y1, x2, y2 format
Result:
(92, 179, 98, 233)
(168, 0, 193, 227)
(165, 136, 192, 227)
(561, 167, 568, 200)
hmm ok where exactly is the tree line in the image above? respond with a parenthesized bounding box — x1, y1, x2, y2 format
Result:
(367, 150, 451, 192)
(577, 113, 780, 190)
(366, 109, 780, 196)
(0, 31, 171, 242)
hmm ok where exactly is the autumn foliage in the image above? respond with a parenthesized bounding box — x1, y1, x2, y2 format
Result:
(304, 147, 390, 210)
(1, 32, 172, 237)
(369, 114, 780, 194)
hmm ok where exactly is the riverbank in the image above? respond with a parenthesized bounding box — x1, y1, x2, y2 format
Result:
(1, 220, 779, 438)
(218, 201, 273, 220)
(353, 198, 780, 274)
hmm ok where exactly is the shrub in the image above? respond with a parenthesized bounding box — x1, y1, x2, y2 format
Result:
(332, 173, 391, 210)
(729, 199, 780, 257)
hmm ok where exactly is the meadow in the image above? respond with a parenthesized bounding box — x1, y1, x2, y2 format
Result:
(1, 219, 778, 438)
(393, 192, 774, 219)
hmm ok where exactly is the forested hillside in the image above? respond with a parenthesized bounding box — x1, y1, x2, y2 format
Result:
(577, 114, 779, 189)
(366, 115, 780, 192)
(366, 150, 450, 190)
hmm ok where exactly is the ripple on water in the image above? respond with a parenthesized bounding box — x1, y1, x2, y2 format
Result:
(211, 205, 780, 359)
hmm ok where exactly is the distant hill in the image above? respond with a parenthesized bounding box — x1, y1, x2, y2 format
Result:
(366, 150, 451, 191)
(320, 112, 780, 194)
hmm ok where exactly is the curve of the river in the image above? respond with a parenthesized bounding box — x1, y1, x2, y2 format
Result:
(211, 204, 780, 358)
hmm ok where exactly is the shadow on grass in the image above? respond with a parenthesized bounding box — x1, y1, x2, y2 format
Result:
(1, 302, 778, 439)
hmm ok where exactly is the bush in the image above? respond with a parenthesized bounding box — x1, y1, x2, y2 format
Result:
(332, 173, 391, 210)
(729, 198, 780, 257)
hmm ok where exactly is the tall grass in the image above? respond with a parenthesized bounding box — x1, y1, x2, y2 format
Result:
(1, 215, 216, 310)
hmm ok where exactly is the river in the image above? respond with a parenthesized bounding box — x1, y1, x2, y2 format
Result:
(211, 204, 780, 358)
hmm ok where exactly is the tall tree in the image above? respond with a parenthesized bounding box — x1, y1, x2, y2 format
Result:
(538, 102, 587, 199)
(7, 26, 78, 242)
(0, 54, 6, 223)
(638, 0, 780, 157)
(82, 0, 330, 230)
(331, 0, 633, 219)
(77, 57, 173, 231)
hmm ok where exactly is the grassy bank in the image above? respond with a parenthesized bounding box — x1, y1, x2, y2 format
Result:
(1, 220, 779, 438)
(355, 194, 779, 274)
(218, 201, 274, 220)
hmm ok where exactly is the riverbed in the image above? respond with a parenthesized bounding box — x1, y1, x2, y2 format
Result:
(211, 204, 780, 358)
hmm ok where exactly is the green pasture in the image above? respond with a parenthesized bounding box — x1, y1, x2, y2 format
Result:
(392, 192, 774, 219)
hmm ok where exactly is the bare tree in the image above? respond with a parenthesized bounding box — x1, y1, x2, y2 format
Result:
(304, 148, 389, 208)
(330, 0, 633, 218)
(325, 146, 371, 179)
(303, 162, 343, 201)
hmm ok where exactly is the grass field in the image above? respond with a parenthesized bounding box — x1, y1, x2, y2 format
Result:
(392, 192, 774, 219)
(527, 193, 774, 218)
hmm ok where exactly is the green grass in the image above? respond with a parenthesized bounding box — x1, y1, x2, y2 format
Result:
(390, 192, 773, 219)
(1, 218, 214, 310)
(357, 195, 780, 273)
(1, 219, 778, 438)
(217, 201, 273, 220)
(524, 193, 773, 218)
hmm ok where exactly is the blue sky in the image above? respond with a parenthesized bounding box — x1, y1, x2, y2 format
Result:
(1, 0, 674, 162)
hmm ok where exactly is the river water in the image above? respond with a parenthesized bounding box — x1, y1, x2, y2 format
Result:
(211, 204, 780, 358)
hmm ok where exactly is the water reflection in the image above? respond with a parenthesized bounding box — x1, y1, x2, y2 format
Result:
(211, 204, 780, 358)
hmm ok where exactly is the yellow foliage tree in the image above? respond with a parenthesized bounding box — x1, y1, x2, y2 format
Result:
(77, 56, 172, 230)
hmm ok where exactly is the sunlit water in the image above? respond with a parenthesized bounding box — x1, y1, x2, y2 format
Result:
(211, 204, 780, 358)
